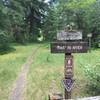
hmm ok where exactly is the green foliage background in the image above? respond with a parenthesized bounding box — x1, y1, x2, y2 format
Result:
(0, 0, 100, 42)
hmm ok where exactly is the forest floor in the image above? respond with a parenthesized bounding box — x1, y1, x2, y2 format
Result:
(0, 43, 39, 100)
(0, 43, 100, 100)
(9, 45, 41, 100)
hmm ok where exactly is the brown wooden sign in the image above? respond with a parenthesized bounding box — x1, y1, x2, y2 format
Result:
(51, 41, 88, 53)
(50, 29, 89, 99)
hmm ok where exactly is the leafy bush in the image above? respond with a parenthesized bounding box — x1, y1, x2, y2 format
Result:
(93, 34, 100, 48)
(0, 32, 10, 52)
(84, 64, 100, 95)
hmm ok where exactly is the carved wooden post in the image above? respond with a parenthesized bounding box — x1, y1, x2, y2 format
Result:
(64, 53, 73, 99)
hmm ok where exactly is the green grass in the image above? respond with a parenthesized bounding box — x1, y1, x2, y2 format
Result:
(0, 43, 100, 100)
(27, 43, 100, 100)
(0, 43, 38, 100)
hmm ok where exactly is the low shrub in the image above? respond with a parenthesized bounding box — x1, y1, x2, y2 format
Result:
(84, 64, 100, 95)
(0, 32, 10, 52)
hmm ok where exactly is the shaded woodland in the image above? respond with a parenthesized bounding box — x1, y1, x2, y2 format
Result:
(0, 0, 100, 50)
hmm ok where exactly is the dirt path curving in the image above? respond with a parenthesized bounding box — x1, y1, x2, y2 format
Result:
(9, 46, 41, 100)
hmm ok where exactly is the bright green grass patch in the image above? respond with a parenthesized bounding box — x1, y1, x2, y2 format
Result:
(0, 43, 38, 100)
(27, 43, 100, 100)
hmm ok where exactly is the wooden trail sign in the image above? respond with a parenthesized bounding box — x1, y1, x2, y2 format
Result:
(57, 30, 82, 41)
(51, 41, 88, 53)
(50, 29, 89, 100)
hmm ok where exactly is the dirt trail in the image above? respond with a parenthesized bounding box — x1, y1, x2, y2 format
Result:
(9, 46, 40, 100)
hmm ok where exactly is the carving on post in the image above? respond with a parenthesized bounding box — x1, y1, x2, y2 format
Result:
(62, 78, 74, 92)
(65, 55, 73, 78)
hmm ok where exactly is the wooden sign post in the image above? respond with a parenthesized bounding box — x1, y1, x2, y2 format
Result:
(50, 29, 88, 100)
(64, 53, 73, 99)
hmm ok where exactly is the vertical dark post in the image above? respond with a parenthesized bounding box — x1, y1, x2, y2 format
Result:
(64, 53, 73, 99)
(87, 33, 92, 52)
(65, 89, 71, 99)
(89, 37, 91, 52)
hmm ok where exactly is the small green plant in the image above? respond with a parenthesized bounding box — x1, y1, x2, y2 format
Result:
(93, 34, 100, 48)
(84, 64, 100, 95)
(0, 32, 10, 52)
